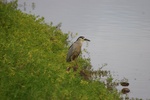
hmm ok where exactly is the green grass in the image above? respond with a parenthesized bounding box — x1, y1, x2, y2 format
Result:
(0, 1, 120, 100)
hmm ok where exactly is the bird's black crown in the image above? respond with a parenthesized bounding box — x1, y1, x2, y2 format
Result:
(77, 36, 85, 40)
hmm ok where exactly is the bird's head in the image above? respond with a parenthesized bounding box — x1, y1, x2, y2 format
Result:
(77, 36, 90, 42)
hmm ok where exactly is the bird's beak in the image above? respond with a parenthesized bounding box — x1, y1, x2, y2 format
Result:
(84, 38, 90, 42)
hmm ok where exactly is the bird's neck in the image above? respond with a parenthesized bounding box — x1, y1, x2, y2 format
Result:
(75, 41, 83, 46)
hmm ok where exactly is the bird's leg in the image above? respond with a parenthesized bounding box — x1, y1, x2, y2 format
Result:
(73, 58, 78, 71)
(75, 58, 78, 66)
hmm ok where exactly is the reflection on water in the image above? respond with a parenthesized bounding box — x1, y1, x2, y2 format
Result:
(18, 0, 150, 99)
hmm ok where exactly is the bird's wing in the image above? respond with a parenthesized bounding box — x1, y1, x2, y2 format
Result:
(66, 43, 74, 62)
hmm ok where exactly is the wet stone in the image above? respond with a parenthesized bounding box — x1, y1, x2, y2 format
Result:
(120, 82, 129, 86)
(121, 88, 130, 94)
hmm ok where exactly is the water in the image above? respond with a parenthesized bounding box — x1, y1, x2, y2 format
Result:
(17, 0, 150, 99)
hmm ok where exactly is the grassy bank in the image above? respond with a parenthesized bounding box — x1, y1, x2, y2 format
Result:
(0, 1, 120, 100)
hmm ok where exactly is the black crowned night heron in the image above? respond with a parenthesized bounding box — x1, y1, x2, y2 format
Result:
(66, 36, 90, 62)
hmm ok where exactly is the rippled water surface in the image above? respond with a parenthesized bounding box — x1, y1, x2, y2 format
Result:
(18, 0, 150, 99)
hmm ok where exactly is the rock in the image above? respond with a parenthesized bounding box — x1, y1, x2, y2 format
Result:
(120, 82, 129, 86)
(121, 88, 130, 94)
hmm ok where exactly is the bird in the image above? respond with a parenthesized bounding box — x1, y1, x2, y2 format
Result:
(66, 36, 90, 62)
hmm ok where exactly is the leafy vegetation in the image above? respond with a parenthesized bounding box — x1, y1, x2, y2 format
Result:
(0, 1, 120, 100)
